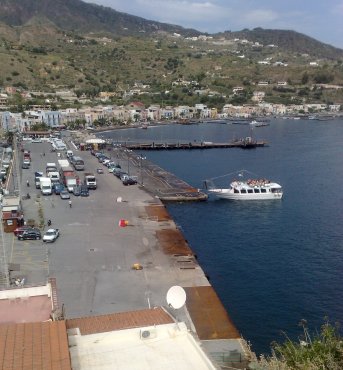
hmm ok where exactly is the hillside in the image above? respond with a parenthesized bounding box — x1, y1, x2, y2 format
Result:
(0, 0, 201, 37)
(0, 0, 342, 108)
(222, 28, 343, 60)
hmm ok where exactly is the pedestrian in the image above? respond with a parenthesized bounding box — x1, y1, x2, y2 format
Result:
(26, 179, 30, 187)
(68, 200, 72, 208)
(47, 219, 52, 227)
(43, 152, 45, 157)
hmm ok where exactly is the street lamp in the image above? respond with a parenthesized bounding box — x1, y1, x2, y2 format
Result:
(138, 155, 146, 185)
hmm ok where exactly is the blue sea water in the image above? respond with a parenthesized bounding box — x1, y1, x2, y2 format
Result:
(101, 119, 343, 355)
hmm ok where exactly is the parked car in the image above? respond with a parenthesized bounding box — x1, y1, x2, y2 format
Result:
(96, 168, 104, 174)
(43, 228, 60, 243)
(122, 176, 138, 186)
(53, 183, 65, 195)
(14, 225, 34, 236)
(73, 185, 81, 196)
(80, 184, 89, 197)
(18, 229, 41, 240)
(60, 189, 70, 199)
(114, 169, 127, 178)
(22, 162, 30, 169)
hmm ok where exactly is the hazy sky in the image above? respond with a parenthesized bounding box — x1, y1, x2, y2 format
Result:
(83, 0, 343, 49)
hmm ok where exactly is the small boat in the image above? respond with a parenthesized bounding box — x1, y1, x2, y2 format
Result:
(205, 170, 283, 200)
(250, 120, 270, 127)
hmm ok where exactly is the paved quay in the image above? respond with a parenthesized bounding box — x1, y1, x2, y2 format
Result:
(5, 136, 251, 368)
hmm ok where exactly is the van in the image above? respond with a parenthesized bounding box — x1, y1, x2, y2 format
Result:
(66, 150, 73, 159)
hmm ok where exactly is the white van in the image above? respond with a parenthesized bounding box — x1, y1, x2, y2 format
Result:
(66, 150, 73, 159)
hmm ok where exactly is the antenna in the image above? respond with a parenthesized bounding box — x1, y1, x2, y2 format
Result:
(166, 286, 186, 309)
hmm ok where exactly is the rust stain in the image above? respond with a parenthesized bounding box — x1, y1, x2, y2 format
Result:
(185, 286, 240, 340)
(156, 229, 193, 255)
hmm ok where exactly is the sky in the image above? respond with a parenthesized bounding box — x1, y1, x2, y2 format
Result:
(83, 0, 343, 49)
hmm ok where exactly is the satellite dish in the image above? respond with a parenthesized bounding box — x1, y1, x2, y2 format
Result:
(166, 286, 186, 309)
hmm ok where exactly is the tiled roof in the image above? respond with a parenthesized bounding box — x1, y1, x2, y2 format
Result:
(0, 321, 71, 370)
(66, 307, 173, 335)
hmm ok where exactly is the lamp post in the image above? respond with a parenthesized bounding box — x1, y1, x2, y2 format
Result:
(138, 155, 146, 185)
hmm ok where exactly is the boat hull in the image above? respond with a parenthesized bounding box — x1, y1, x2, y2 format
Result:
(208, 189, 283, 200)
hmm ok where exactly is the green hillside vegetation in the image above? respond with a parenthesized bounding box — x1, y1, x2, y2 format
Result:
(250, 321, 343, 370)
(0, 0, 342, 109)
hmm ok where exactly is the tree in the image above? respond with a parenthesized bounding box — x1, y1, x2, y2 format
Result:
(301, 72, 309, 85)
(5, 131, 14, 144)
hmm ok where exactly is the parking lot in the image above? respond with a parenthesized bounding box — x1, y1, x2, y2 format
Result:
(6, 134, 208, 319)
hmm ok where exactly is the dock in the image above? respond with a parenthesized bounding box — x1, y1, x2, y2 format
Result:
(119, 140, 267, 150)
(7, 136, 251, 368)
(114, 147, 208, 202)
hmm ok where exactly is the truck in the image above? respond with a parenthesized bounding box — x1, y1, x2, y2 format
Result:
(39, 177, 52, 195)
(47, 171, 60, 185)
(65, 176, 77, 192)
(60, 165, 79, 192)
(58, 159, 70, 169)
(84, 173, 97, 189)
(46, 162, 57, 174)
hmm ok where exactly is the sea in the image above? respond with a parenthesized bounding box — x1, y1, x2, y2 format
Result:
(99, 118, 343, 355)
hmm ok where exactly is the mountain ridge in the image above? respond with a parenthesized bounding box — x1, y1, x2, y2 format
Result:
(0, 0, 342, 59)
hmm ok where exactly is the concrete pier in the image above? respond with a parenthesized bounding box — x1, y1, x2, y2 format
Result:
(2, 136, 252, 368)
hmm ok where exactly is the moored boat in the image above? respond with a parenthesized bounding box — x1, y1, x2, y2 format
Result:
(205, 170, 283, 200)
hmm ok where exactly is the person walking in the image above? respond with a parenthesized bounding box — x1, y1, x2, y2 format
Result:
(68, 200, 72, 208)
(26, 179, 30, 187)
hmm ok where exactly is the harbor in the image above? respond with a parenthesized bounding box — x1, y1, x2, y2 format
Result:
(0, 134, 251, 369)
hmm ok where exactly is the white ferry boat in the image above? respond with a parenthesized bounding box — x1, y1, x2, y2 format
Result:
(205, 171, 283, 200)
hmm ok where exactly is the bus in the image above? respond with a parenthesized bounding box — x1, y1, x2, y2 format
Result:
(71, 156, 85, 171)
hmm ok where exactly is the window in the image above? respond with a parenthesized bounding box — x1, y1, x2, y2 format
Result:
(261, 188, 267, 193)
(241, 189, 247, 193)
(254, 188, 260, 193)
(234, 188, 239, 193)
(247, 189, 253, 193)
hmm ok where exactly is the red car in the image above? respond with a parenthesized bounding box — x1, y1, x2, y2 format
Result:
(13, 226, 33, 236)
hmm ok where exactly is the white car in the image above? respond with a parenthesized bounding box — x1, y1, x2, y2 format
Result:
(43, 228, 60, 243)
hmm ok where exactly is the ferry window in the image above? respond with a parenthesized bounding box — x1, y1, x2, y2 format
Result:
(247, 189, 253, 193)
(241, 189, 247, 194)
(254, 189, 260, 193)
(261, 189, 267, 193)
(234, 189, 239, 193)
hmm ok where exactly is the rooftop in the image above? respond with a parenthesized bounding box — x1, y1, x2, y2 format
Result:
(0, 321, 71, 370)
(0, 284, 55, 324)
(68, 320, 216, 370)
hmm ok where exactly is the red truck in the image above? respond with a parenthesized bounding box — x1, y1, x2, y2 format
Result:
(60, 166, 79, 192)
